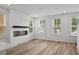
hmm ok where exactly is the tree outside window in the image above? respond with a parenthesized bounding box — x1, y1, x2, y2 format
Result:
(29, 20, 33, 33)
(53, 18, 61, 35)
(40, 20, 45, 29)
(72, 17, 78, 32)
(40, 20, 46, 34)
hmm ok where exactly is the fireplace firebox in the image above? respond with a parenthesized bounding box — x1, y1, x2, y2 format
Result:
(13, 31, 28, 37)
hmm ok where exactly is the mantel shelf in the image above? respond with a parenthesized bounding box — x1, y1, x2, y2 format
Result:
(12, 26, 29, 28)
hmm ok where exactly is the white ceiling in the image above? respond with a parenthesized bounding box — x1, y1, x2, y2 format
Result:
(1, 4, 79, 16)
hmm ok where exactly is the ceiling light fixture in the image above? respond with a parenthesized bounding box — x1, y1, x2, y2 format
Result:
(63, 11, 67, 13)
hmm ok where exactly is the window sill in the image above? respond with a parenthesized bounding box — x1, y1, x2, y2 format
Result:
(71, 35, 77, 37)
(71, 31, 77, 37)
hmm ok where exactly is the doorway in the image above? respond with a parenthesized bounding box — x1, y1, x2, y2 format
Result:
(0, 13, 4, 40)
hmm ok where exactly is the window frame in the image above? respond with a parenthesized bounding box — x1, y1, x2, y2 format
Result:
(29, 20, 33, 33)
(53, 18, 61, 35)
(39, 20, 46, 34)
(71, 17, 78, 33)
(71, 16, 79, 36)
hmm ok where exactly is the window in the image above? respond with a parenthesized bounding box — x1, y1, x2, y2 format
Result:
(40, 20, 45, 29)
(71, 17, 78, 36)
(53, 18, 61, 35)
(40, 20, 46, 34)
(29, 20, 33, 33)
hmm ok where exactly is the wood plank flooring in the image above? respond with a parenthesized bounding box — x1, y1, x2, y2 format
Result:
(6, 39, 78, 55)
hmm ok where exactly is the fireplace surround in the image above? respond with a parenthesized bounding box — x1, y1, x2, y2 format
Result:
(12, 26, 29, 37)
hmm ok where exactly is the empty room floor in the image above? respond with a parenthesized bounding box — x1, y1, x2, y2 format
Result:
(6, 39, 78, 55)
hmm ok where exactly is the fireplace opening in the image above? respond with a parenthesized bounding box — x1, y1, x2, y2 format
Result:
(13, 31, 28, 37)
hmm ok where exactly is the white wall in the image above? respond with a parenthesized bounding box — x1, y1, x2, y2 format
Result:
(77, 25, 79, 48)
(9, 9, 34, 47)
(77, 16, 79, 48)
(0, 6, 10, 42)
(34, 12, 79, 43)
(0, 6, 35, 52)
(0, 6, 10, 54)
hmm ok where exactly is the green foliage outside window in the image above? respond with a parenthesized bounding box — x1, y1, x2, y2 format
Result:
(72, 27, 76, 32)
(72, 17, 78, 32)
(54, 18, 61, 34)
(54, 18, 61, 26)
(40, 20, 45, 29)
(29, 21, 32, 27)
(29, 20, 33, 33)
(72, 17, 78, 26)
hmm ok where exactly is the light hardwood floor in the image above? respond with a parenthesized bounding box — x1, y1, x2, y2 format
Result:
(6, 39, 78, 55)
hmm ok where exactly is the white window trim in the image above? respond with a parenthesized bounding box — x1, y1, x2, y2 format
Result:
(52, 19, 61, 35)
(71, 18, 78, 36)
(39, 20, 46, 34)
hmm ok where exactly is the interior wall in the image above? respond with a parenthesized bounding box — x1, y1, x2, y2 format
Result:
(0, 6, 10, 42)
(34, 13, 79, 43)
(77, 24, 79, 48)
(0, 6, 10, 55)
(9, 9, 34, 47)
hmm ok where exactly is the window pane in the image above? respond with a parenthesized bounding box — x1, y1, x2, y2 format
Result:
(54, 27, 61, 34)
(53, 18, 61, 35)
(72, 17, 78, 26)
(72, 17, 78, 34)
(40, 20, 45, 29)
(29, 21, 32, 27)
(54, 18, 61, 26)
(29, 20, 33, 33)
(29, 27, 33, 33)
(72, 27, 77, 32)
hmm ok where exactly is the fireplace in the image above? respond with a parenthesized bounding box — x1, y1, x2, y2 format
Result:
(13, 31, 28, 37)
(12, 26, 29, 37)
